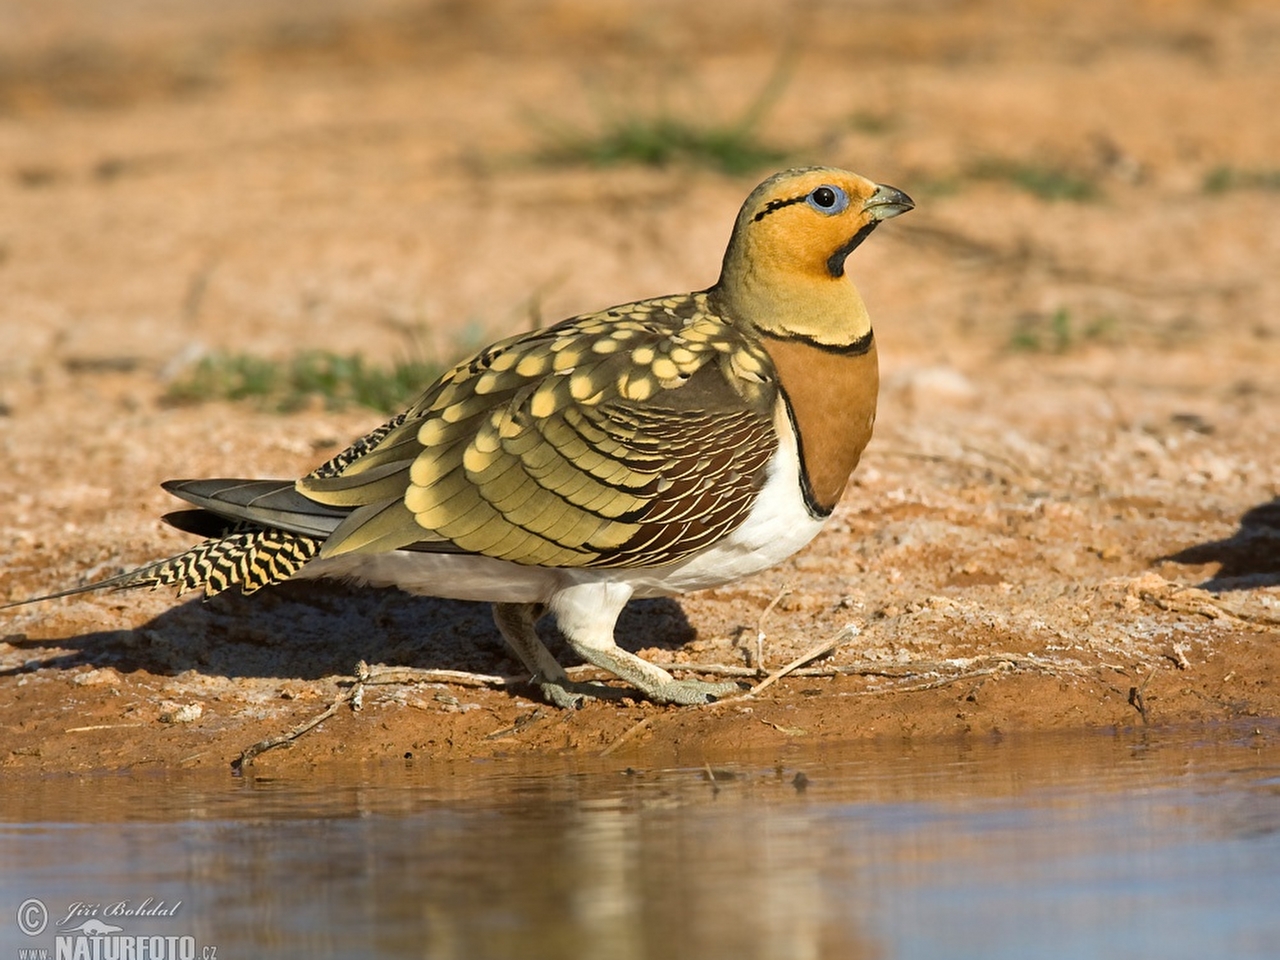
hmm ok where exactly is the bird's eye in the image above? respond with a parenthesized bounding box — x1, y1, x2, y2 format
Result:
(806, 185, 849, 214)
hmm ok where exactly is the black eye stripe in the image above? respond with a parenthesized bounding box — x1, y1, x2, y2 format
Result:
(751, 194, 810, 222)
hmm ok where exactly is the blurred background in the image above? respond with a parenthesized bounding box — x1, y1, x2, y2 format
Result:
(2, 0, 1277, 392)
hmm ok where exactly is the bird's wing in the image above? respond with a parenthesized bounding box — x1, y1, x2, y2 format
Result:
(297, 292, 781, 568)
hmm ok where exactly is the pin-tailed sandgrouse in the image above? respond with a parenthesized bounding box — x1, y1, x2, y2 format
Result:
(6, 167, 913, 707)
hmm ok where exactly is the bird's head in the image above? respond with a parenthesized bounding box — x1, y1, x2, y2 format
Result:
(716, 166, 913, 346)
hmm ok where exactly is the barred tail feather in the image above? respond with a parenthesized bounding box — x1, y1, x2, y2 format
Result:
(2, 527, 322, 609)
(124, 528, 323, 597)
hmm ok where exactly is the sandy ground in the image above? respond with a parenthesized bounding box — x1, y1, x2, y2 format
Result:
(1, 0, 1278, 775)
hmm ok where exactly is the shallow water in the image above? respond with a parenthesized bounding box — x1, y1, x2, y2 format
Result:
(2, 726, 1278, 960)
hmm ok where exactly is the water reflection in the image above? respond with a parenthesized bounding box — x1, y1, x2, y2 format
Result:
(2, 727, 1278, 959)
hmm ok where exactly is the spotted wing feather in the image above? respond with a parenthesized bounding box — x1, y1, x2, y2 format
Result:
(299, 292, 782, 568)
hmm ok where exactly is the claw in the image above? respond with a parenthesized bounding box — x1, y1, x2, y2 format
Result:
(537, 681, 587, 710)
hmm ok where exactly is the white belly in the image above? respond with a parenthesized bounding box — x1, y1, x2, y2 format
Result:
(622, 407, 826, 596)
(295, 404, 827, 602)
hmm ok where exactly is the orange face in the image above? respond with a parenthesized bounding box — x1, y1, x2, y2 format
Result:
(716, 167, 913, 347)
(732, 167, 913, 281)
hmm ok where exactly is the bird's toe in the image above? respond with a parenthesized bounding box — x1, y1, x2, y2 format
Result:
(648, 677, 744, 705)
(535, 679, 630, 709)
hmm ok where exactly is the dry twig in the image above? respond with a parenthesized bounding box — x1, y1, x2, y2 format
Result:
(233, 660, 375, 771)
(703, 625, 859, 707)
(360, 666, 516, 688)
(485, 709, 548, 741)
(752, 583, 792, 670)
(1127, 665, 1158, 725)
(748, 627, 854, 696)
(850, 665, 1008, 695)
(599, 717, 653, 757)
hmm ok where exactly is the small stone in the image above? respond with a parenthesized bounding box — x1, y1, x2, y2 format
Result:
(72, 667, 121, 686)
(158, 701, 203, 724)
(891, 365, 978, 409)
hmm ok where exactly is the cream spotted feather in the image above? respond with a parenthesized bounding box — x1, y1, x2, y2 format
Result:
(299, 292, 779, 568)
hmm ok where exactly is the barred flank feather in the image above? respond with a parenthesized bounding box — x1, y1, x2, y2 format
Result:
(116, 528, 322, 598)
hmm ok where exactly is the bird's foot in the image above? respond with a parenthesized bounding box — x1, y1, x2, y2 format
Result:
(642, 677, 743, 706)
(534, 678, 629, 709)
(535, 676, 738, 708)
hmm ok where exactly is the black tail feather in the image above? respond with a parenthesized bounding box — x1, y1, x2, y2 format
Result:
(162, 478, 349, 539)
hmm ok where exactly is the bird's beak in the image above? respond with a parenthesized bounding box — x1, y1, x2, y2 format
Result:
(863, 184, 914, 221)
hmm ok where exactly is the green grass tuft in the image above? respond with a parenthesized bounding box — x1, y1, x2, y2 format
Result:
(164, 349, 444, 413)
(1203, 165, 1280, 193)
(537, 115, 789, 175)
(907, 174, 962, 198)
(970, 159, 1099, 202)
(1008, 308, 1117, 353)
(847, 111, 896, 135)
(532, 53, 795, 175)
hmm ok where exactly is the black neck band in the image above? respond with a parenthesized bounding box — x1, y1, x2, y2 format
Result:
(763, 328, 874, 356)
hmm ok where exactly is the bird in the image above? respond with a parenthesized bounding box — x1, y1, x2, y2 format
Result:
(5, 166, 913, 707)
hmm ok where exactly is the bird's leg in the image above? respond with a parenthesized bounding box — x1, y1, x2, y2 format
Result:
(491, 601, 617, 708)
(548, 583, 741, 705)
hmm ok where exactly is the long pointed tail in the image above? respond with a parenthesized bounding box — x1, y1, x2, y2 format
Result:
(2, 526, 324, 610)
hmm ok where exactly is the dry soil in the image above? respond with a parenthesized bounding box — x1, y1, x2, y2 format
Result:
(1, 0, 1278, 775)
